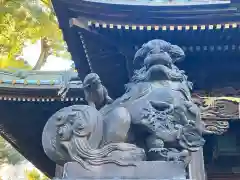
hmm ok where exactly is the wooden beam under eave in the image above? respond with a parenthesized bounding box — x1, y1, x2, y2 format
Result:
(193, 96, 240, 135)
(203, 119, 229, 135)
(195, 96, 240, 120)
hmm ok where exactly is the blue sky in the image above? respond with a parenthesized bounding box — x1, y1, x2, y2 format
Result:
(23, 40, 73, 71)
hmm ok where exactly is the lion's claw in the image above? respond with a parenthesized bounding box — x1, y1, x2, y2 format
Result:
(149, 148, 165, 153)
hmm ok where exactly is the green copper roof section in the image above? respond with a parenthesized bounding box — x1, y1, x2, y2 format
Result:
(0, 70, 79, 87)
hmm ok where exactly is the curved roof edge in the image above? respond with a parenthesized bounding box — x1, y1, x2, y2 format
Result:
(58, 0, 239, 25)
(0, 70, 84, 101)
(0, 70, 78, 87)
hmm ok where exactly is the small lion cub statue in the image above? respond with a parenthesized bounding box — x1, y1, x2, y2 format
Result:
(83, 73, 113, 109)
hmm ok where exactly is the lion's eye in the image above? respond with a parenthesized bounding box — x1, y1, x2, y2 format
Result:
(76, 124, 84, 129)
(73, 121, 83, 129)
(58, 127, 65, 138)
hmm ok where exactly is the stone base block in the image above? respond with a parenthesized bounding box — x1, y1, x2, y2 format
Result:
(55, 161, 187, 179)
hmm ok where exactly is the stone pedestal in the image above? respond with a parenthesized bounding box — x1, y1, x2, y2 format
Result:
(188, 148, 206, 180)
(55, 164, 63, 178)
(54, 161, 187, 179)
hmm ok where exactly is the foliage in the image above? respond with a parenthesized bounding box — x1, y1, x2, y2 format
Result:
(0, 136, 49, 179)
(0, 136, 25, 165)
(0, 0, 71, 70)
(25, 169, 49, 180)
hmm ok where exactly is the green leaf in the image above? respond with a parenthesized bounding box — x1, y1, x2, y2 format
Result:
(0, 136, 25, 165)
(0, 0, 71, 70)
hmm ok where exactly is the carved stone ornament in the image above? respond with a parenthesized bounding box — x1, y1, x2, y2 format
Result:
(42, 105, 145, 168)
(43, 39, 205, 179)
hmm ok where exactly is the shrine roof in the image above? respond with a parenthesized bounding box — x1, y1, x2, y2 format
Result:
(0, 70, 84, 100)
(0, 70, 86, 177)
(0, 70, 74, 87)
(51, 0, 240, 98)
